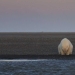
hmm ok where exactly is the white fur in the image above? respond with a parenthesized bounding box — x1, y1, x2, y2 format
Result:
(58, 38, 73, 55)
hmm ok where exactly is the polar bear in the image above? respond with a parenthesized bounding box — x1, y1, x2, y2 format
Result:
(58, 38, 73, 55)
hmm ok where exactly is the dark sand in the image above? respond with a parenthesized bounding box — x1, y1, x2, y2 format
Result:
(0, 32, 75, 59)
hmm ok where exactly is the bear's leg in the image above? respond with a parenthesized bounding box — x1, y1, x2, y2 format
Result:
(66, 51, 70, 55)
(60, 50, 65, 55)
(69, 43, 73, 54)
(58, 44, 61, 54)
(67, 48, 72, 55)
(66, 43, 73, 55)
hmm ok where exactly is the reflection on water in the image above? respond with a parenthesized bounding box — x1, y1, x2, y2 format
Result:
(0, 59, 75, 75)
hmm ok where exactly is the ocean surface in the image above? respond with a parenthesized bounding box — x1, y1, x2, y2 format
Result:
(0, 59, 75, 75)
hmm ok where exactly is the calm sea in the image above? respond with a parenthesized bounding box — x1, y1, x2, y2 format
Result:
(0, 59, 75, 75)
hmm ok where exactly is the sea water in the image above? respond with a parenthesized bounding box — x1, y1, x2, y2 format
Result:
(0, 59, 75, 75)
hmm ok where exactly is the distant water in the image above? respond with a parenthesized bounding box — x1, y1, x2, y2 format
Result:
(0, 59, 75, 75)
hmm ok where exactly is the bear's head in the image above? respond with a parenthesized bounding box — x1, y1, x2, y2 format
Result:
(62, 44, 70, 55)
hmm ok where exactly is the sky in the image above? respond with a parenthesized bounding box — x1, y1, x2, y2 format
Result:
(0, 0, 75, 32)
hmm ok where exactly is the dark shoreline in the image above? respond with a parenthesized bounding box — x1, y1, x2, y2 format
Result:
(0, 32, 75, 59)
(0, 55, 75, 60)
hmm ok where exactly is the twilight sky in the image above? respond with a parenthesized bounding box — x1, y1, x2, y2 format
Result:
(0, 0, 75, 32)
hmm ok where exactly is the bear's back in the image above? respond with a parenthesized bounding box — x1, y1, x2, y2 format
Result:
(61, 38, 70, 48)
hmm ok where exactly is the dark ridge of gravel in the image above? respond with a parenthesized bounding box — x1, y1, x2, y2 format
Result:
(0, 55, 75, 60)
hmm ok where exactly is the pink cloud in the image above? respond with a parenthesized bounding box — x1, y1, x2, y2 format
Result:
(0, 0, 75, 15)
